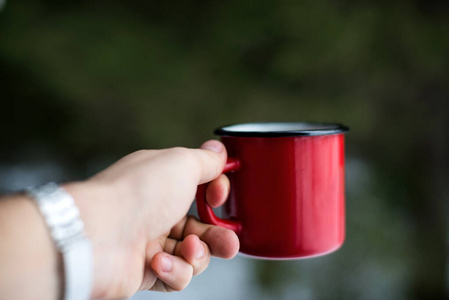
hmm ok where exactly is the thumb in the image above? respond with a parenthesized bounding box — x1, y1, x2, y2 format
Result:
(194, 140, 227, 184)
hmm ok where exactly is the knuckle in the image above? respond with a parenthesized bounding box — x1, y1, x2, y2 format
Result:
(123, 149, 157, 163)
(132, 149, 148, 156)
(168, 147, 196, 164)
(121, 149, 146, 162)
(132, 149, 153, 157)
(168, 146, 189, 156)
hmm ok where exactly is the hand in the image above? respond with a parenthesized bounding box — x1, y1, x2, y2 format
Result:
(64, 140, 239, 299)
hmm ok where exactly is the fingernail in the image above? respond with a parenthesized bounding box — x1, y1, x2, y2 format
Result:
(161, 256, 173, 272)
(196, 244, 205, 259)
(201, 140, 224, 153)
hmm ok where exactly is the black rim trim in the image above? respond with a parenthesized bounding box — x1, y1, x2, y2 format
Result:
(214, 122, 349, 137)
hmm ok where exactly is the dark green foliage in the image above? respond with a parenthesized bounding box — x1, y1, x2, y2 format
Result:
(1, 1, 448, 299)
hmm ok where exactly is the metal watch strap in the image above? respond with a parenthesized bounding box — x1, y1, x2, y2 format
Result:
(27, 183, 93, 300)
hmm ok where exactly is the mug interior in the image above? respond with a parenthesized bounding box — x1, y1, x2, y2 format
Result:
(215, 122, 349, 137)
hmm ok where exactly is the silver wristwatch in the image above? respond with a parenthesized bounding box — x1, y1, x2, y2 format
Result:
(27, 182, 93, 300)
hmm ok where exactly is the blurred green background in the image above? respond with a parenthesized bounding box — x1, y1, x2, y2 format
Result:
(0, 0, 448, 299)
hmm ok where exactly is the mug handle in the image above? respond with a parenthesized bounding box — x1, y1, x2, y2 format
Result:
(196, 157, 242, 235)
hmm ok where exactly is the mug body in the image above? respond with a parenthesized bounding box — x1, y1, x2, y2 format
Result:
(218, 123, 347, 259)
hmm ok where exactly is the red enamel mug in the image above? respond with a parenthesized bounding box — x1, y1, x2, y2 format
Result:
(196, 122, 349, 259)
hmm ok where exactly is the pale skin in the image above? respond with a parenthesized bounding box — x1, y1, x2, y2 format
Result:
(0, 140, 239, 300)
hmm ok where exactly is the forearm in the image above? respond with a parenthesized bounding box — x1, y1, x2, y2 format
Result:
(0, 194, 62, 300)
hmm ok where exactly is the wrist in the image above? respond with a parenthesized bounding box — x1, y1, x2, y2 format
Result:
(62, 180, 126, 299)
